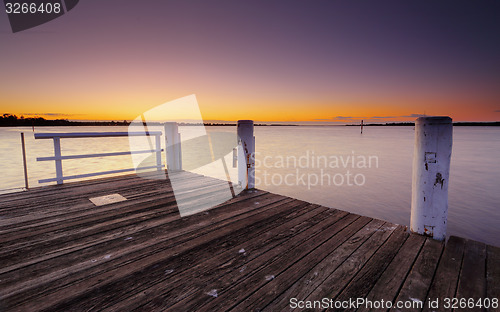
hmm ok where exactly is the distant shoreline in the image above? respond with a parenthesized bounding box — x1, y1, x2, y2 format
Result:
(1, 114, 498, 127)
(0, 114, 296, 127)
(346, 122, 500, 127)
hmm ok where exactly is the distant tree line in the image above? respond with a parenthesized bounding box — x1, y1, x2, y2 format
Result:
(0, 114, 130, 127)
(1, 115, 277, 127)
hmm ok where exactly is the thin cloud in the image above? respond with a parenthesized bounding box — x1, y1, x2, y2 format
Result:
(370, 116, 396, 119)
(333, 116, 360, 120)
(494, 110, 500, 112)
(400, 113, 426, 118)
(45, 113, 70, 116)
(20, 112, 74, 117)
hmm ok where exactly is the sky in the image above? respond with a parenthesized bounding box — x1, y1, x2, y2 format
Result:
(1, 0, 499, 123)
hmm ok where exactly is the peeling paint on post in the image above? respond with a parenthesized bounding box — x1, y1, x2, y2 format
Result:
(237, 120, 255, 189)
(164, 122, 182, 171)
(411, 116, 453, 240)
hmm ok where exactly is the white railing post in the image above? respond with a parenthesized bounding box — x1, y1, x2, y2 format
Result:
(237, 120, 255, 189)
(410, 116, 453, 240)
(53, 137, 63, 185)
(21, 133, 29, 189)
(164, 122, 182, 171)
(155, 134, 162, 172)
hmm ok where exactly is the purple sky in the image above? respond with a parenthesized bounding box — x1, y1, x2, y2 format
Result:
(1, 1, 499, 122)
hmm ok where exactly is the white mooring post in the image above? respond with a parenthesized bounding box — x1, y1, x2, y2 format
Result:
(237, 120, 255, 189)
(164, 122, 182, 171)
(410, 116, 453, 241)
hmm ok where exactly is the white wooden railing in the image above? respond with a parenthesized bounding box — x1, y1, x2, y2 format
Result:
(35, 132, 164, 184)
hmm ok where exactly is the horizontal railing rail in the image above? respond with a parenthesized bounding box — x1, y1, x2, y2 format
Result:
(35, 131, 164, 184)
(36, 149, 161, 162)
(34, 132, 159, 139)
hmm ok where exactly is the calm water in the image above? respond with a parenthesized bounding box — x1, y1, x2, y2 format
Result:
(0, 126, 499, 246)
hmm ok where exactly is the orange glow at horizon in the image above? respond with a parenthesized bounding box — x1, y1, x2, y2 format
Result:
(3, 92, 498, 123)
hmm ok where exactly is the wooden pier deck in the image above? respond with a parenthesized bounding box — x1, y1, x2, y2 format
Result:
(0, 171, 498, 311)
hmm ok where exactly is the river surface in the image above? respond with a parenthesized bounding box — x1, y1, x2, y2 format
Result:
(0, 125, 498, 246)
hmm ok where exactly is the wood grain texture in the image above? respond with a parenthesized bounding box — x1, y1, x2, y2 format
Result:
(486, 245, 500, 312)
(422, 235, 466, 312)
(357, 233, 426, 312)
(0, 172, 496, 312)
(389, 238, 443, 312)
(455, 239, 487, 312)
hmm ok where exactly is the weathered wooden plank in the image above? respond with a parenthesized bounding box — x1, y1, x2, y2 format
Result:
(0, 175, 241, 238)
(2, 183, 252, 251)
(0, 191, 286, 301)
(188, 214, 364, 312)
(0, 172, 142, 203)
(486, 245, 500, 312)
(0, 172, 207, 225)
(0, 188, 269, 277)
(357, 233, 426, 312)
(0, 170, 173, 208)
(233, 217, 381, 311)
(98, 208, 348, 312)
(305, 224, 406, 311)
(39, 201, 321, 312)
(0, 173, 221, 227)
(163, 211, 355, 312)
(264, 219, 387, 311)
(3, 196, 306, 310)
(422, 235, 466, 312)
(454, 239, 487, 312)
(0, 182, 238, 264)
(0, 172, 496, 312)
(0, 173, 214, 231)
(296, 225, 404, 301)
(99, 205, 333, 311)
(388, 237, 443, 312)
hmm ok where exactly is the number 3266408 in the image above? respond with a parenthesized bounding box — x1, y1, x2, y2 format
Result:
(5, 2, 61, 14)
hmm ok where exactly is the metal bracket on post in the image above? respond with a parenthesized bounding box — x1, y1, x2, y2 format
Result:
(164, 122, 182, 172)
(410, 116, 453, 241)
